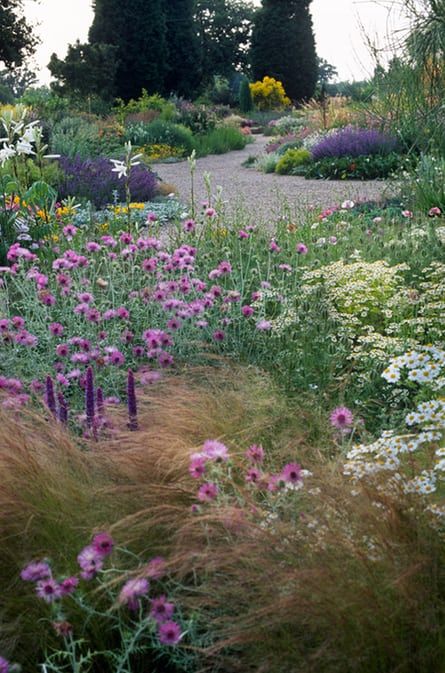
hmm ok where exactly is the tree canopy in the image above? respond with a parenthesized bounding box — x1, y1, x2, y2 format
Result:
(0, 0, 38, 69)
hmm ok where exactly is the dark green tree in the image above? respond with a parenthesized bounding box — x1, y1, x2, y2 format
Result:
(0, 0, 38, 69)
(195, 0, 257, 84)
(239, 77, 253, 112)
(48, 41, 119, 101)
(164, 0, 201, 95)
(0, 67, 37, 97)
(251, 0, 317, 103)
(89, 0, 168, 100)
(317, 57, 338, 85)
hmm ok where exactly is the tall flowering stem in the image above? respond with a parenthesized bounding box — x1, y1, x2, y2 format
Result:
(85, 367, 96, 437)
(96, 387, 104, 417)
(45, 376, 56, 417)
(57, 392, 68, 425)
(127, 369, 138, 431)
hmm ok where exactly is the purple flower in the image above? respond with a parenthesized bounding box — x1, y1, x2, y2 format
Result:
(107, 349, 125, 366)
(36, 578, 62, 603)
(281, 462, 302, 484)
(45, 376, 57, 417)
(198, 482, 219, 502)
(57, 392, 68, 425)
(241, 305, 254, 317)
(158, 620, 182, 645)
(60, 576, 79, 596)
(330, 406, 354, 430)
(127, 369, 138, 431)
(85, 366, 95, 429)
(218, 260, 232, 274)
(49, 322, 64, 337)
(144, 556, 166, 580)
(245, 467, 262, 483)
(212, 330, 225, 342)
(150, 595, 175, 623)
(296, 242, 308, 254)
(77, 545, 104, 579)
(92, 532, 114, 557)
(256, 319, 272, 331)
(245, 444, 264, 463)
(0, 656, 10, 673)
(119, 577, 149, 610)
(311, 126, 397, 160)
(189, 454, 208, 478)
(202, 439, 229, 462)
(21, 561, 52, 582)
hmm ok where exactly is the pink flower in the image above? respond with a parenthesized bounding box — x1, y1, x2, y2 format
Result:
(92, 532, 114, 557)
(202, 439, 229, 461)
(198, 482, 219, 502)
(158, 620, 182, 645)
(245, 444, 264, 463)
(238, 229, 249, 239)
(428, 206, 441, 217)
(245, 467, 262, 483)
(296, 242, 308, 254)
(189, 455, 208, 478)
(183, 219, 196, 232)
(218, 260, 232, 274)
(269, 240, 281, 253)
(329, 406, 354, 430)
(36, 578, 62, 603)
(150, 595, 175, 623)
(60, 576, 79, 596)
(256, 319, 272, 331)
(77, 545, 104, 580)
(21, 561, 52, 582)
(49, 322, 64, 337)
(401, 210, 413, 218)
(119, 577, 149, 610)
(212, 329, 225, 341)
(242, 305, 254, 317)
(281, 462, 302, 484)
(144, 556, 166, 580)
(205, 207, 216, 217)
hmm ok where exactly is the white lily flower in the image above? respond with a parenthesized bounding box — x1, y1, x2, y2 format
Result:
(110, 159, 128, 179)
(43, 154, 61, 159)
(0, 145, 16, 165)
(16, 139, 36, 155)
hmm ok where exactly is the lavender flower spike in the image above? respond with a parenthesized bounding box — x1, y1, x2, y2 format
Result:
(45, 376, 57, 417)
(85, 366, 95, 429)
(127, 369, 138, 431)
(57, 392, 68, 425)
(96, 386, 104, 417)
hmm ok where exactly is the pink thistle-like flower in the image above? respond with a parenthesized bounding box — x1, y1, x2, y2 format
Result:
(296, 242, 308, 254)
(245, 444, 264, 463)
(212, 329, 225, 342)
(36, 578, 62, 603)
(158, 620, 182, 645)
(92, 532, 114, 557)
(60, 576, 79, 596)
(205, 207, 216, 217)
(21, 561, 52, 582)
(330, 406, 354, 430)
(269, 239, 281, 253)
(281, 462, 302, 484)
(401, 209, 413, 218)
(49, 322, 64, 337)
(218, 260, 232, 274)
(198, 482, 219, 502)
(108, 349, 125, 366)
(77, 545, 104, 579)
(0, 656, 10, 673)
(150, 595, 175, 623)
(256, 319, 272, 331)
(245, 467, 262, 483)
(119, 577, 149, 610)
(241, 305, 254, 317)
(144, 556, 166, 580)
(189, 455, 208, 478)
(183, 219, 196, 232)
(428, 206, 441, 217)
(202, 439, 229, 462)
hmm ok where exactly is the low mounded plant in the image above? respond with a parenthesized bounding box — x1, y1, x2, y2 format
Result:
(275, 148, 312, 175)
(311, 126, 398, 160)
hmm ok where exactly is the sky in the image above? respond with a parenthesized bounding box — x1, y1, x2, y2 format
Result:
(23, 0, 411, 85)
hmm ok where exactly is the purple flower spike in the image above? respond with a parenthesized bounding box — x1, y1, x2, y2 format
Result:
(96, 386, 104, 416)
(127, 369, 138, 431)
(85, 366, 95, 429)
(57, 392, 68, 425)
(45, 376, 57, 417)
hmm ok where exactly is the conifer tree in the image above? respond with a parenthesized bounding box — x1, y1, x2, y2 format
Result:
(251, 0, 317, 103)
(164, 0, 201, 96)
(239, 77, 253, 112)
(89, 0, 168, 100)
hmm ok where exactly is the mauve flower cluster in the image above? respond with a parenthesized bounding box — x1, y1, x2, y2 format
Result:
(57, 156, 158, 208)
(189, 439, 307, 505)
(0, 228, 273, 425)
(21, 534, 182, 646)
(311, 126, 397, 161)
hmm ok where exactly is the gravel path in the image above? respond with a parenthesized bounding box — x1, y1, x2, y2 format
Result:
(154, 135, 393, 222)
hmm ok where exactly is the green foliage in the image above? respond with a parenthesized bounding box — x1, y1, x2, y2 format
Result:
(89, 0, 168, 100)
(275, 147, 311, 174)
(195, 0, 257, 84)
(0, 0, 38, 69)
(400, 154, 445, 211)
(126, 119, 194, 155)
(192, 126, 248, 156)
(304, 152, 407, 180)
(48, 41, 119, 102)
(19, 86, 71, 120)
(164, 0, 201, 96)
(0, 66, 36, 98)
(0, 83, 14, 104)
(251, 0, 318, 103)
(115, 90, 176, 124)
(239, 78, 253, 112)
(49, 116, 124, 159)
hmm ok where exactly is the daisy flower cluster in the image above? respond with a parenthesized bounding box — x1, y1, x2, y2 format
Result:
(382, 345, 445, 389)
(21, 533, 183, 648)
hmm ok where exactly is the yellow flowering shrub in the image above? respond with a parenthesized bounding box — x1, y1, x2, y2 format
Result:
(249, 77, 291, 111)
(142, 144, 184, 161)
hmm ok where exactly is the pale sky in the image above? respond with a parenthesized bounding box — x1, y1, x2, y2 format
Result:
(23, 0, 411, 85)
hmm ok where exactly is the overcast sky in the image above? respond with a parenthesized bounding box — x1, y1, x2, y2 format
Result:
(23, 0, 410, 85)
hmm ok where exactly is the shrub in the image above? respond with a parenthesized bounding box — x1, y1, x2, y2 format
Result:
(275, 148, 312, 175)
(239, 78, 253, 113)
(193, 127, 248, 157)
(249, 76, 291, 111)
(273, 114, 305, 135)
(125, 120, 194, 156)
(311, 126, 398, 160)
(175, 100, 217, 135)
(304, 152, 405, 180)
(254, 152, 280, 173)
(115, 90, 176, 123)
(57, 156, 158, 207)
(265, 133, 300, 154)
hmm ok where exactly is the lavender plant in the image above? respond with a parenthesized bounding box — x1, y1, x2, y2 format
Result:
(311, 126, 398, 160)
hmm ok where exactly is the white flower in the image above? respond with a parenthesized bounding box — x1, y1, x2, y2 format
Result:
(110, 159, 127, 179)
(15, 139, 35, 155)
(0, 144, 16, 165)
(341, 200, 355, 209)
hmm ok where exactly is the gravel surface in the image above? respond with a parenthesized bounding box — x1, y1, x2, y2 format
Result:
(154, 135, 394, 223)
